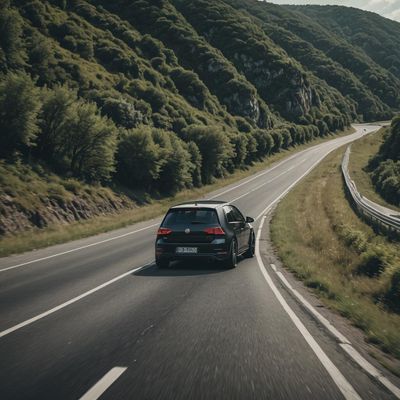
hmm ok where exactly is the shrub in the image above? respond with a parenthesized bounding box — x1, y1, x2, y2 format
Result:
(183, 124, 233, 184)
(101, 97, 144, 128)
(252, 129, 274, 158)
(116, 127, 161, 191)
(358, 245, 388, 277)
(386, 268, 400, 312)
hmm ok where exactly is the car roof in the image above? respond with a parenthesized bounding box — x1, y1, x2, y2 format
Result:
(170, 200, 228, 209)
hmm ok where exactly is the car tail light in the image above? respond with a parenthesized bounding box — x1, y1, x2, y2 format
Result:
(203, 226, 225, 235)
(157, 227, 172, 235)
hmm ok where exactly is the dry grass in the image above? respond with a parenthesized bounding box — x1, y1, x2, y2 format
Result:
(349, 128, 400, 212)
(271, 146, 400, 360)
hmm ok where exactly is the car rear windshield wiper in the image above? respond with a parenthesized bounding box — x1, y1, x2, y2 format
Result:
(190, 221, 206, 224)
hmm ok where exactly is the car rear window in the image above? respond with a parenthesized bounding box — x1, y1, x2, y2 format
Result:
(163, 208, 219, 226)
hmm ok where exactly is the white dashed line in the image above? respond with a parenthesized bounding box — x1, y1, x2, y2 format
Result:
(79, 367, 127, 400)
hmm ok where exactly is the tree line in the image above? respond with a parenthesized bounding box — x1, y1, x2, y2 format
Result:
(0, 71, 342, 196)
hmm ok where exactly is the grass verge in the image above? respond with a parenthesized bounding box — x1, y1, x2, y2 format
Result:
(271, 144, 400, 368)
(349, 128, 400, 212)
(0, 128, 354, 257)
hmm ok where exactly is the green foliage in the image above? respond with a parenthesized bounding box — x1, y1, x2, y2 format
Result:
(152, 129, 193, 194)
(358, 245, 388, 277)
(251, 129, 273, 159)
(0, 2, 26, 71)
(386, 268, 400, 313)
(59, 101, 118, 181)
(0, 0, 398, 203)
(101, 97, 145, 128)
(183, 124, 233, 184)
(117, 127, 161, 191)
(370, 116, 400, 206)
(0, 72, 40, 156)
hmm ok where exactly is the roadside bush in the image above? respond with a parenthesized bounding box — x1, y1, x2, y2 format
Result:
(252, 129, 274, 159)
(270, 130, 283, 152)
(151, 129, 192, 195)
(183, 124, 234, 184)
(357, 245, 388, 277)
(186, 141, 202, 187)
(386, 268, 400, 312)
(116, 127, 161, 191)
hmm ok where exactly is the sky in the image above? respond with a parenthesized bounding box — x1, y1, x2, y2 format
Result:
(269, 0, 400, 21)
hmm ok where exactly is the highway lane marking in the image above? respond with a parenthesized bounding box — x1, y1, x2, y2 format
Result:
(230, 164, 299, 203)
(0, 224, 159, 273)
(256, 216, 362, 400)
(79, 367, 127, 400)
(0, 261, 153, 338)
(0, 147, 315, 273)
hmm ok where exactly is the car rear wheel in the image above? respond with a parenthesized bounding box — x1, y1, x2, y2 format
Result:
(225, 239, 237, 269)
(244, 230, 255, 258)
(156, 258, 169, 269)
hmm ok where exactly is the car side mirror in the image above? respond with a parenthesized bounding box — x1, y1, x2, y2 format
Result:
(246, 216, 254, 223)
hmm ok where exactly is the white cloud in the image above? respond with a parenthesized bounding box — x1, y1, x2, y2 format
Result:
(268, 0, 400, 21)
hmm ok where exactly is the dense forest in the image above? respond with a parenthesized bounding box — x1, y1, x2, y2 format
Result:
(369, 116, 400, 207)
(0, 0, 399, 234)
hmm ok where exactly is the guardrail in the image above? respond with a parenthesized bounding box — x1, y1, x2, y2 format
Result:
(342, 145, 400, 237)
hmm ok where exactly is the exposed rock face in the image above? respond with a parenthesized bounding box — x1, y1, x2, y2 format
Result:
(0, 193, 135, 236)
(222, 92, 260, 124)
(233, 53, 313, 119)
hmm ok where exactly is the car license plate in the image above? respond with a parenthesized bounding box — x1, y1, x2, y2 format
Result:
(176, 247, 198, 254)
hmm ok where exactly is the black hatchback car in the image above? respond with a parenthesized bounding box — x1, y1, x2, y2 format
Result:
(155, 200, 255, 268)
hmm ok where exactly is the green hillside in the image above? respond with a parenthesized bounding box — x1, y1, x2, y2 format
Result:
(289, 5, 400, 78)
(0, 0, 399, 236)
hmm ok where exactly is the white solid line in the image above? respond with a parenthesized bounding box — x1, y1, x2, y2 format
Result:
(0, 262, 153, 338)
(0, 224, 159, 273)
(79, 367, 127, 400)
(256, 216, 361, 400)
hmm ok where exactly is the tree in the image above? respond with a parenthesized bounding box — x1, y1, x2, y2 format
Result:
(101, 97, 144, 128)
(186, 141, 202, 187)
(0, 3, 26, 71)
(62, 102, 117, 181)
(152, 129, 192, 194)
(37, 85, 77, 161)
(0, 72, 40, 157)
(116, 127, 161, 190)
(183, 125, 233, 184)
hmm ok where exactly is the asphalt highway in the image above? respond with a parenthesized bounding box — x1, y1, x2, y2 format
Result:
(0, 124, 397, 400)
